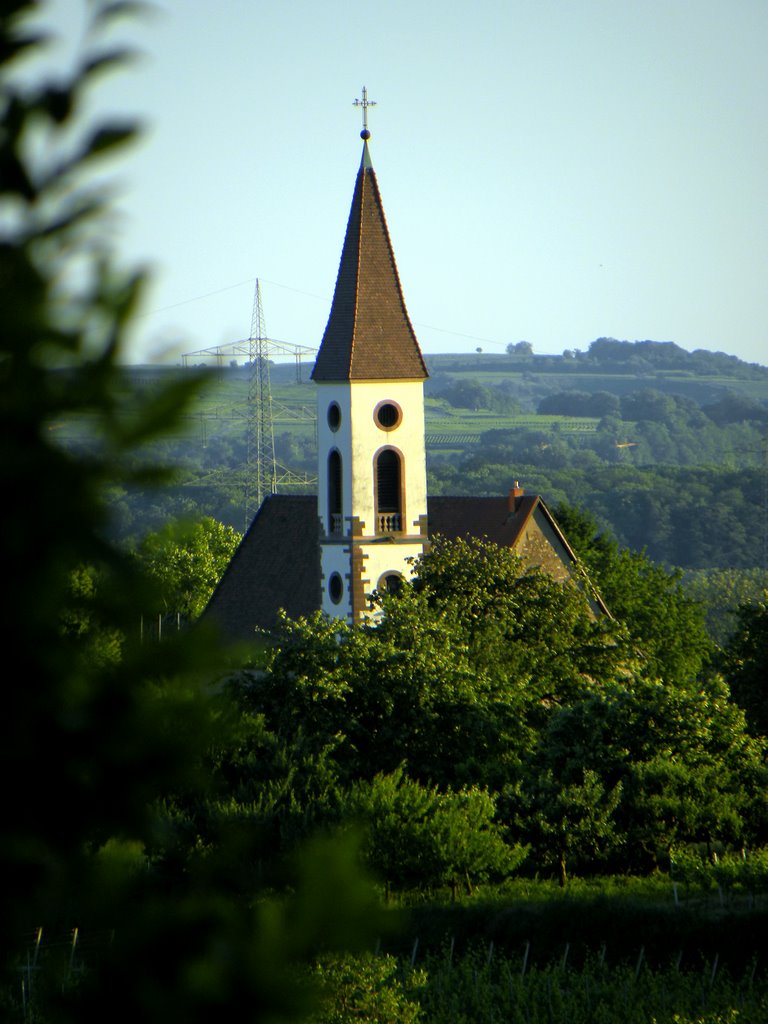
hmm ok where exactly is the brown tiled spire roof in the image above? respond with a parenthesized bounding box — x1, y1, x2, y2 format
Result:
(311, 141, 428, 381)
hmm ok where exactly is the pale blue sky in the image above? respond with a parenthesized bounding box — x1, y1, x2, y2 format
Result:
(27, 0, 768, 366)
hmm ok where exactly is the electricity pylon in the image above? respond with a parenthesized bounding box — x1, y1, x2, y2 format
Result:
(181, 280, 317, 530)
(245, 280, 277, 526)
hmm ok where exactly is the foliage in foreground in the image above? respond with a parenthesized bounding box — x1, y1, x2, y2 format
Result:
(309, 946, 768, 1024)
(1, 4, 377, 1020)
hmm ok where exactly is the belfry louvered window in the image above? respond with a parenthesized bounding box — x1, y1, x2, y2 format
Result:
(375, 448, 402, 533)
(328, 450, 342, 534)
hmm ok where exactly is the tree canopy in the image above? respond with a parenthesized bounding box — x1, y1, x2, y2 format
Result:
(207, 530, 768, 892)
(135, 515, 241, 620)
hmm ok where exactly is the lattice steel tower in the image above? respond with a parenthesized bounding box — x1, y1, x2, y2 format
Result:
(245, 279, 277, 526)
(182, 282, 318, 529)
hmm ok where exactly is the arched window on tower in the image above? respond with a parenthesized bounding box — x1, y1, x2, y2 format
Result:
(328, 449, 342, 534)
(375, 448, 402, 533)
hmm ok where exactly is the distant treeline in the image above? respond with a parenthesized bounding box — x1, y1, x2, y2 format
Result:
(425, 336, 768, 380)
(538, 388, 768, 424)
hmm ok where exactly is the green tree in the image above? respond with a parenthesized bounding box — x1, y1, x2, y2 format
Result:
(219, 530, 765, 884)
(345, 769, 522, 899)
(1, 0, 212, 968)
(425, 785, 524, 898)
(136, 515, 241, 620)
(308, 953, 424, 1024)
(217, 535, 634, 882)
(554, 502, 713, 684)
(409, 534, 627, 705)
(507, 340, 533, 355)
(258, 538, 624, 793)
(596, 547, 712, 683)
(60, 564, 125, 668)
(681, 568, 768, 645)
(722, 592, 768, 735)
(520, 768, 623, 886)
(238, 604, 502, 790)
(704, 392, 768, 426)
(529, 675, 768, 871)
(437, 378, 490, 411)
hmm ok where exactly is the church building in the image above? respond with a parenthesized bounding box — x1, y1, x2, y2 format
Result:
(205, 102, 606, 644)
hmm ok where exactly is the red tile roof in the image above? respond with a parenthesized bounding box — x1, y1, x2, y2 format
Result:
(311, 143, 428, 382)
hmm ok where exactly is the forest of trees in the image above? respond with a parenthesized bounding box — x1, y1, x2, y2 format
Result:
(77, 339, 768, 577)
(92, 399, 767, 573)
(203, 531, 768, 887)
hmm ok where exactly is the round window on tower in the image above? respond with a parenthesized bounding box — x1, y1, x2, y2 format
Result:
(374, 400, 402, 431)
(327, 402, 342, 432)
(328, 572, 344, 605)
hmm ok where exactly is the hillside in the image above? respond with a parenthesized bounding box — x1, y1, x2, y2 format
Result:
(121, 336, 768, 451)
(55, 338, 768, 573)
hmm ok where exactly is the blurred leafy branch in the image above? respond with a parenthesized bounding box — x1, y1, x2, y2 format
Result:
(0, 3, 379, 1020)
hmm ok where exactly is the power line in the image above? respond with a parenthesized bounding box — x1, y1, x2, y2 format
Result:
(136, 275, 512, 350)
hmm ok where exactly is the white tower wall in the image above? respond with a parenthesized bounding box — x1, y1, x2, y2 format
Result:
(317, 379, 428, 621)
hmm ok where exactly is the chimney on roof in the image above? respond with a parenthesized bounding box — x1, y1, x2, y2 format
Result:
(508, 481, 524, 513)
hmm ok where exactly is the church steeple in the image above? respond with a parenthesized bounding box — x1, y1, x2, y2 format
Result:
(313, 96, 430, 623)
(311, 138, 428, 382)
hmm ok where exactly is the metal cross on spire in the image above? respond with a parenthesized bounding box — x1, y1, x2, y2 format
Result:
(353, 86, 376, 139)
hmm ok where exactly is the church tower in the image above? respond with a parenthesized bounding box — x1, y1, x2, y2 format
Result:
(311, 93, 429, 622)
